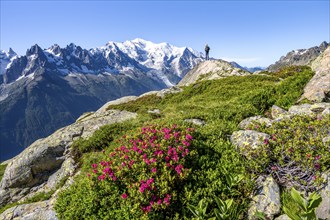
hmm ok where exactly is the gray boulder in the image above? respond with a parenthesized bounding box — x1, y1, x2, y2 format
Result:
(248, 176, 281, 220)
(316, 171, 330, 219)
(288, 103, 330, 117)
(238, 116, 273, 130)
(230, 130, 270, 158)
(288, 104, 314, 116)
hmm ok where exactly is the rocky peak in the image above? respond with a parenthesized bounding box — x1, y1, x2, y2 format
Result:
(26, 44, 44, 57)
(319, 41, 329, 50)
(8, 48, 17, 57)
(48, 44, 62, 56)
(178, 59, 251, 86)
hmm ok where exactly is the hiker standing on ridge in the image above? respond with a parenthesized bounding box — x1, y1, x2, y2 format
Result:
(205, 44, 210, 60)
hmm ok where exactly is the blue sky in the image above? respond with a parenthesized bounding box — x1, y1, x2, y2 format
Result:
(0, 0, 329, 67)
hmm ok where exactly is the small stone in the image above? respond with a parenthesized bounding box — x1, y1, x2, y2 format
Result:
(184, 119, 206, 126)
(147, 109, 161, 115)
(274, 214, 290, 220)
(271, 105, 288, 119)
(322, 136, 330, 147)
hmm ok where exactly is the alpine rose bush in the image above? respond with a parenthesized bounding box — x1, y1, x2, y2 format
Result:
(87, 125, 195, 219)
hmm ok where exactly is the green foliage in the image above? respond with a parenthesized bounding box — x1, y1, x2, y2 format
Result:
(56, 125, 195, 219)
(283, 188, 322, 220)
(187, 199, 210, 219)
(71, 120, 139, 162)
(0, 164, 7, 182)
(55, 65, 315, 219)
(251, 114, 330, 190)
(188, 197, 241, 220)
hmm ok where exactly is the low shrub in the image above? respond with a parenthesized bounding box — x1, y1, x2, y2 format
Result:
(248, 114, 330, 191)
(56, 125, 196, 219)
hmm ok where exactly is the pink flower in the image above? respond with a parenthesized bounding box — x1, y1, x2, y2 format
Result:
(315, 163, 320, 170)
(175, 164, 183, 175)
(147, 178, 154, 184)
(315, 155, 321, 160)
(163, 195, 171, 205)
(121, 193, 128, 199)
(124, 155, 129, 160)
(151, 158, 157, 163)
(92, 163, 98, 169)
(182, 140, 190, 147)
(144, 158, 151, 165)
(264, 138, 269, 145)
(146, 205, 152, 212)
(98, 174, 106, 181)
(122, 162, 126, 167)
(87, 173, 91, 177)
(157, 199, 162, 205)
(172, 155, 179, 162)
(151, 167, 157, 173)
(185, 134, 193, 141)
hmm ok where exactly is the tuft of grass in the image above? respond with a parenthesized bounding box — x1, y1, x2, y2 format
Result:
(106, 94, 162, 113)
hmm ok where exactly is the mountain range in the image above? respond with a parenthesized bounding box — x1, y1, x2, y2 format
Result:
(0, 39, 204, 161)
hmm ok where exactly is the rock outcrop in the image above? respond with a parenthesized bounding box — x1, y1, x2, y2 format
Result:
(0, 110, 137, 208)
(299, 46, 330, 102)
(178, 60, 251, 86)
(267, 41, 328, 72)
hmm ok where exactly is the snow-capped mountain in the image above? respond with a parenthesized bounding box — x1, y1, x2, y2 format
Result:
(0, 48, 18, 78)
(0, 39, 203, 161)
(2, 38, 203, 86)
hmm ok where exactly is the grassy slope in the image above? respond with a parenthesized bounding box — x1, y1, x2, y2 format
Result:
(18, 66, 314, 218)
